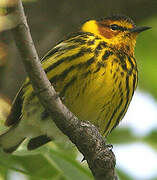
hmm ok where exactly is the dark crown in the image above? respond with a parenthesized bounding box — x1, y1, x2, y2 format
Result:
(100, 15, 136, 27)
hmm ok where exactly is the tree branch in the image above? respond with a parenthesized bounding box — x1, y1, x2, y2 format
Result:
(10, 0, 118, 179)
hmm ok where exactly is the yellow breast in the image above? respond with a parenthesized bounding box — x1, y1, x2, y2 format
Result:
(22, 33, 138, 137)
(49, 38, 138, 136)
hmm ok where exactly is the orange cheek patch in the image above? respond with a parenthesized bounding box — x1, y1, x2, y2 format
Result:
(98, 26, 119, 39)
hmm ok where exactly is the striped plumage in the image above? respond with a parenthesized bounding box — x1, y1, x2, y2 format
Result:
(41, 31, 138, 135)
(0, 15, 150, 153)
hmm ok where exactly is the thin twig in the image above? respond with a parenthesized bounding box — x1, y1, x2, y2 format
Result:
(10, 0, 118, 179)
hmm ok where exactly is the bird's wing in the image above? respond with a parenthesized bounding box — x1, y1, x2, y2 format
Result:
(5, 86, 24, 126)
(5, 31, 89, 127)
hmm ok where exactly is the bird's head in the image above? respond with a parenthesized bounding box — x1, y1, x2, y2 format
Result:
(82, 15, 151, 56)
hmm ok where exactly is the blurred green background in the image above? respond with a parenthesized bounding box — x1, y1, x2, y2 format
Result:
(0, 0, 157, 179)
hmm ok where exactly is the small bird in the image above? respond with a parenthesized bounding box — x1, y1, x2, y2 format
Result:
(0, 15, 151, 153)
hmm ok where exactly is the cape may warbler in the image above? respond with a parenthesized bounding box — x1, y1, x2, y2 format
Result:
(0, 15, 151, 152)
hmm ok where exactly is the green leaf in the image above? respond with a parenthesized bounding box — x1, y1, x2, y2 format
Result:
(0, 151, 64, 179)
(44, 146, 93, 180)
(152, 177, 157, 180)
(107, 127, 139, 144)
(0, 142, 93, 180)
(142, 129, 157, 150)
(0, 164, 8, 180)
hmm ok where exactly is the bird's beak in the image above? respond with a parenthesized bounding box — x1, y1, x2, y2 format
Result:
(129, 26, 151, 33)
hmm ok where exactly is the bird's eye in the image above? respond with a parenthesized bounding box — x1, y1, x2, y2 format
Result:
(110, 24, 120, 30)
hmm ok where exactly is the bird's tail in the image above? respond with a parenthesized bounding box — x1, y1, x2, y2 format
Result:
(0, 126, 25, 153)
